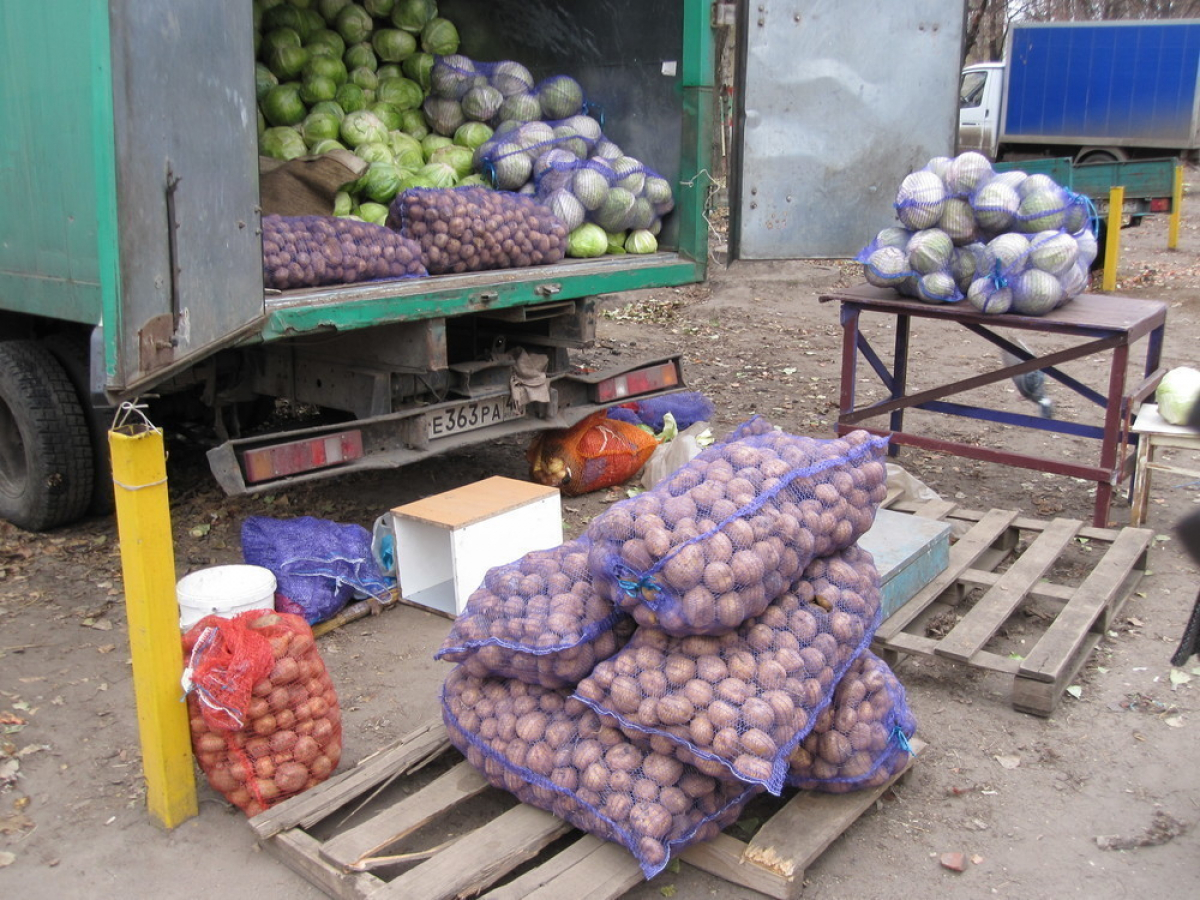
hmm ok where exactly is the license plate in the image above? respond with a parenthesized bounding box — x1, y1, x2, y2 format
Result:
(426, 397, 515, 440)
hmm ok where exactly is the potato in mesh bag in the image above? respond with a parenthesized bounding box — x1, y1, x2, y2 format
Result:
(586, 428, 889, 636)
(573, 544, 882, 794)
(184, 611, 342, 817)
(786, 650, 917, 793)
(436, 537, 635, 689)
(442, 666, 759, 879)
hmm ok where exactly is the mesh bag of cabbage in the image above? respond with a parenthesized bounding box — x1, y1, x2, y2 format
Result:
(442, 666, 760, 879)
(530, 150, 675, 235)
(425, 55, 584, 119)
(855, 226, 984, 305)
(585, 428, 889, 636)
(183, 610, 343, 817)
(386, 185, 567, 274)
(474, 121, 601, 192)
(261, 214, 427, 290)
(435, 537, 637, 689)
(785, 650, 916, 793)
(527, 410, 660, 497)
(963, 223, 1099, 317)
(573, 543, 882, 795)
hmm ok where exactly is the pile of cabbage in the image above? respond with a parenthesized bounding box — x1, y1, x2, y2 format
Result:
(251, 0, 669, 257)
(857, 152, 1099, 316)
(423, 55, 671, 254)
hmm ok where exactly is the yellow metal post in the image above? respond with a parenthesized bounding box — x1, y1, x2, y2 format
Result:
(1101, 186, 1125, 293)
(110, 410, 197, 829)
(1168, 163, 1184, 250)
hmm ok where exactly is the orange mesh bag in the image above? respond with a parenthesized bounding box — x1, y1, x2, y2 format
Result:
(528, 411, 659, 496)
(183, 610, 342, 817)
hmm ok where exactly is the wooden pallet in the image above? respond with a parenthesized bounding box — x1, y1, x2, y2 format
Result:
(874, 499, 1154, 716)
(250, 719, 922, 900)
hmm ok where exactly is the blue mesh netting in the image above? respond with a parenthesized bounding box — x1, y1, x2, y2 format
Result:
(261, 214, 427, 290)
(719, 414, 779, 444)
(864, 153, 1098, 315)
(435, 538, 636, 689)
(425, 56, 589, 127)
(441, 666, 760, 879)
(605, 392, 715, 433)
(785, 650, 918, 793)
(241, 516, 392, 625)
(572, 544, 883, 795)
(584, 429, 889, 636)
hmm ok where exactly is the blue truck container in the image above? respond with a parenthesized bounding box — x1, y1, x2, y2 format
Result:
(960, 19, 1200, 163)
(1007, 20, 1200, 150)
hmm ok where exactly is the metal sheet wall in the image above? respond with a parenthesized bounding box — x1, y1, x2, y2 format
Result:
(110, 0, 264, 390)
(733, 0, 965, 259)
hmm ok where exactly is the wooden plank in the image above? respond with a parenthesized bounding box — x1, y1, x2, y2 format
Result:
(680, 833, 793, 900)
(250, 717, 450, 840)
(262, 828, 385, 900)
(876, 633, 1021, 676)
(875, 631, 940, 657)
(321, 760, 490, 870)
(480, 835, 643, 900)
(935, 518, 1081, 663)
(732, 743, 923, 895)
(1012, 632, 1102, 716)
(964, 649, 1023, 676)
(1018, 527, 1152, 683)
(373, 802, 573, 900)
(959, 569, 1076, 603)
(911, 498, 957, 521)
(875, 509, 1019, 642)
(889, 502, 1122, 544)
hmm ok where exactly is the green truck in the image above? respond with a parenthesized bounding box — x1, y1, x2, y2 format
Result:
(0, 0, 721, 530)
(0, 0, 971, 532)
(992, 156, 1181, 262)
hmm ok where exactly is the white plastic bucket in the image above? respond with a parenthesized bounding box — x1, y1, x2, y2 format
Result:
(177, 565, 277, 631)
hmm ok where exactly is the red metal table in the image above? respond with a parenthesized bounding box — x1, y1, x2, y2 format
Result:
(819, 285, 1168, 527)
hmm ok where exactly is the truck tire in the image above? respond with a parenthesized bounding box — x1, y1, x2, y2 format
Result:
(1075, 147, 1127, 165)
(42, 331, 117, 516)
(0, 341, 95, 531)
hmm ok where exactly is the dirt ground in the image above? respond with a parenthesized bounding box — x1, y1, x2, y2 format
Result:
(3, 210, 1200, 899)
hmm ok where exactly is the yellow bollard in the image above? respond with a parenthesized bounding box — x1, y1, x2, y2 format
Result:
(1168, 163, 1184, 250)
(109, 405, 197, 829)
(1101, 185, 1125, 293)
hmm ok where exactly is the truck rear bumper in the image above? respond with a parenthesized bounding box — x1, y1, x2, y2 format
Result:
(205, 354, 683, 495)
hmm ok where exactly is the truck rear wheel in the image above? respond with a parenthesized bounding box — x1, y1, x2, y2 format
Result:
(0, 341, 95, 531)
(42, 331, 117, 516)
(1075, 147, 1127, 165)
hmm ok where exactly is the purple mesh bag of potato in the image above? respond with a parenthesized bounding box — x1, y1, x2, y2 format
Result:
(436, 538, 635, 689)
(585, 428, 889, 636)
(442, 666, 759, 879)
(573, 544, 883, 794)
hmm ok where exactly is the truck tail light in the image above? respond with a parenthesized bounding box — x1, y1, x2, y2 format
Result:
(242, 430, 364, 484)
(1150, 197, 1171, 212)
(594, 360, 681, 402)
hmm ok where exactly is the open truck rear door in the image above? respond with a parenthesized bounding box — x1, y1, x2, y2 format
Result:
(729, 0, 965, 259)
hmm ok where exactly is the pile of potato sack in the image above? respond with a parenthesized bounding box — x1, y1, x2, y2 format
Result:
(437, 416, 918, 878)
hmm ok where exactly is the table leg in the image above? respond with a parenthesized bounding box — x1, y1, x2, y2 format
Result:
(1131, 432, 1152, 528)
(1096, 341, 1131, 527)
(1146, 322, 1165, 379)
(888, 314, 911, 457)
(838, 304, 861, 435)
